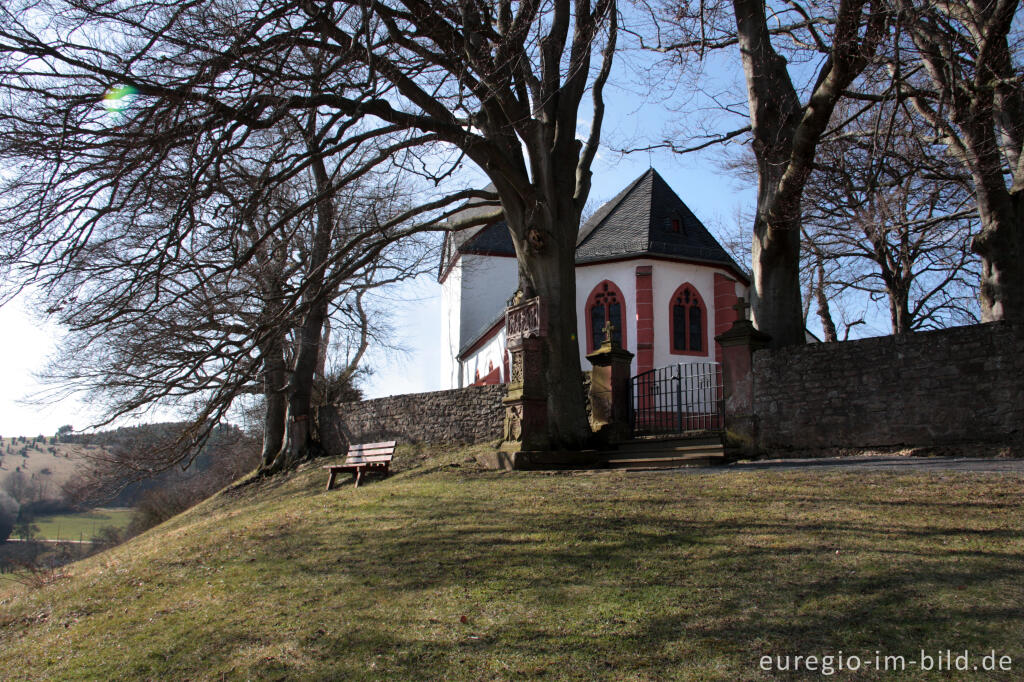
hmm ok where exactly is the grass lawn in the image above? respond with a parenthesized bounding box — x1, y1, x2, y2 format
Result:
(1, 443, 1022, 680)
(29, 509, 134, 542)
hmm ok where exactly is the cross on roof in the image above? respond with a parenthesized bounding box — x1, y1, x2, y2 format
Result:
(732, 297, 750, 321)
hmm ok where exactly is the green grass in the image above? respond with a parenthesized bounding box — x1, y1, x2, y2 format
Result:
(1, 443, 1023, 680)
(30, 509, 134, 542)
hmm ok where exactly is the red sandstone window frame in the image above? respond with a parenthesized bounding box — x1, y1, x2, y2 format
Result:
(585, 280, 628, 353)
(669, 283, 708, 356)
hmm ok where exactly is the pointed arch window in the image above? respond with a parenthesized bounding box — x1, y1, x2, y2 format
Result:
(670, 284, 707, 355)
(586, 280, 627, 352)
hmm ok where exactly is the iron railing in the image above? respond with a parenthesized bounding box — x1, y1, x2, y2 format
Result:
(629, 362, 723, 436)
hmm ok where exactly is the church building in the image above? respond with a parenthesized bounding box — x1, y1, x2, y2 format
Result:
(438, 169, 750, 389)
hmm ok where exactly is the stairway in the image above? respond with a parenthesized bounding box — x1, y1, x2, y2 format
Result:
(601, 434, 725, 470)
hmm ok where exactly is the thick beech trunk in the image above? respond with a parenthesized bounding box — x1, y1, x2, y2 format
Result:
(972, 195, 1024, 322)
(733, 0, 884, 346)
(751, 213, 805, 347)
(504, 199, 593, 450)
(260, 111, 335, 474)
(260, 336, 289, 470)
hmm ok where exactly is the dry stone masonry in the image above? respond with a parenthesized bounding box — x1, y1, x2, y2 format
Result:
(319, 384, 505, 453)
(752, 321, 1024, 452)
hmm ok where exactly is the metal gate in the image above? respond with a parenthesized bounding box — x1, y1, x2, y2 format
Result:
(629, 362, 723, 436)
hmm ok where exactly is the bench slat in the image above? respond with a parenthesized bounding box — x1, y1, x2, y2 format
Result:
(324, 457, 393, 469)
(342, 456, 393, 464)
(345, 449, 395, 459)
(349, 441, 396, 451)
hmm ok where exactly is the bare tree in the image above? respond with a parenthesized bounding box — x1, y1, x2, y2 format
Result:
(891, 0, 1024, 321)
(802, 101, 981, 333)
(634, 0, 890, 345)
(0, 0, 619, 449)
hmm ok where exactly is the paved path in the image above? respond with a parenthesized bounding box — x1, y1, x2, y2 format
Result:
(652, 456, 1024, 474)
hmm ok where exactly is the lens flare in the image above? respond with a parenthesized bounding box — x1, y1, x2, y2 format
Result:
(103, 84, 137, 118)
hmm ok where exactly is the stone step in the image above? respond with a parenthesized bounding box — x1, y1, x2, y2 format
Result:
(604, 454, 724, 470)
(598, 434, 725, 470)
(614, 438, 722, 454)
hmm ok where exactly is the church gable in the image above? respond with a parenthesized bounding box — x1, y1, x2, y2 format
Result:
(438, 168, 743, 279)
(575, 169, 747, 282)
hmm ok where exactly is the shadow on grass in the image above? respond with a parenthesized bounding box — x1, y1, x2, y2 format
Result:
(204, 479, 1024, 678)
(6, 469, 1024, 680)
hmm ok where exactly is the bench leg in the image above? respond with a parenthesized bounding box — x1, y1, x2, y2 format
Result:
(326, 470, 338, 491)
(353, 468, 363, 488)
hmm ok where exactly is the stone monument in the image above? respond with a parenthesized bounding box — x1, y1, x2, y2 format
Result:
(499, 295, 549, 455)
(585, 319, 635, 444)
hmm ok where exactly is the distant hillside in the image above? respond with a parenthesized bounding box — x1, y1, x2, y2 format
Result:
(61, 422, 257, 507)
(0, 422, 255, 508)
(0, 436, 106, 497)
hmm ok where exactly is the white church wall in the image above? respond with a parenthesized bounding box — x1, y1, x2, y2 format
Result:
(439, 259, 463, 389)
(445, 251, 750, 390)
(460, 327, 507, 387)
(575, 261, 639, 373)
(575, 259, 747, 374)
(651, 262, 717, 369)
(459, 253, 518, 351)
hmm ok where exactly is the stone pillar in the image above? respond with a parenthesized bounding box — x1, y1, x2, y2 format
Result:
(586, 321, 635, 445)
(714, 298, 771, 457)
(499, 297, 549, 459)
(635, 265, 654, 375)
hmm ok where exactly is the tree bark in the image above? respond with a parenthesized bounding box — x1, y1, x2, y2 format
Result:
(902, 0, 1024, 320)
(813, 256, 838, 342)
(260, 108, 337, 473)
(970, 187, 1024, 321)
(733, 0, 886, 346)
(259, 335, 289, 470)
(508, 206, 592, 448)
(733, 0, 811, 347)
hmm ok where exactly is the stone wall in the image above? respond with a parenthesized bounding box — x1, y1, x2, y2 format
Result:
(318, 384, 506, 454)
(751, 321, 1024, 451)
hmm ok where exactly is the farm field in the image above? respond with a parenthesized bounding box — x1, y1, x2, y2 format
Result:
(1, 443, 1022, 680)
(30, 509, 134, 542)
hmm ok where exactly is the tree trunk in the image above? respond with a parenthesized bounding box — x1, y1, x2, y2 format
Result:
(751, 213, 805, 346)
(972, 194, 1024, 321)
(733, 0, 883, 346)
(813, 257, 838, 342)
(261, 111, 336, 473)
(504, 197, 592, 450)
(889, 288, 912, 334)
(734, 0, 806, 347)
(259, 336, 289, 470)
(281, 295, 330, 465)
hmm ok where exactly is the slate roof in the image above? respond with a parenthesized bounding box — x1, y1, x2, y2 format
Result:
(437, 188, 509, 281)
(437, 169, 747, 282)
(575, 168, 745, 278)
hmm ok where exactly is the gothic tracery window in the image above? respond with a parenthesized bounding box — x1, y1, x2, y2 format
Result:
(670, 284, 706, 355)
(586, 280, 626, 352)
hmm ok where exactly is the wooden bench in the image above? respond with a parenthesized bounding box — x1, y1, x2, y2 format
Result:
(323, 441, 396, 490)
